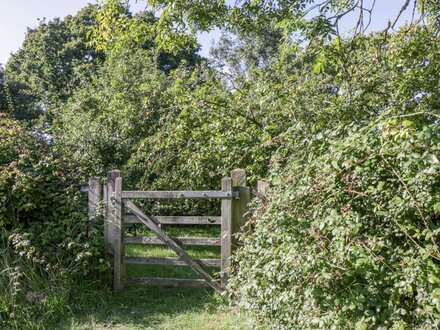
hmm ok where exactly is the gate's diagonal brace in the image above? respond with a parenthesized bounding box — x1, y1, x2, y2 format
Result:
(124, 199, 223, 293)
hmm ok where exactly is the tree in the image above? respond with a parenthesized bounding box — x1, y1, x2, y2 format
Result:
(56, 18, 203, 176)
(90, 0, 202, 70)
(102, 0, 440, 55)
(4, 4, 104, 121)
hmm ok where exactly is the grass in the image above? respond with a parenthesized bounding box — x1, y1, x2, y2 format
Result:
(62, 224, 252, 330)
(0, 224, 253, 329)
(66, 286, 249, 330)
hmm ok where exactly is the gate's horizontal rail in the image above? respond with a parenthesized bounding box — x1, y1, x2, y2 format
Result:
(123, 256, 221, 267)
(122, 277, 210, 287)
(124, 215, 221, 225)
(124, 236, 221, 246)
(121, 190, 238, 199)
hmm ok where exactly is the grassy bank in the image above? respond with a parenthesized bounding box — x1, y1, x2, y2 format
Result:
(1, 225, 251, 329)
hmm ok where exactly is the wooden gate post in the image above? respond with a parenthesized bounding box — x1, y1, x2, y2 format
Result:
(106, 170, 121, 255)
(113, 176, 124, 291)
(220, 169, 251, 289)
(88, 177, 102, 220)
(231, 169, 251, 250)
(220, 176, 232, 289)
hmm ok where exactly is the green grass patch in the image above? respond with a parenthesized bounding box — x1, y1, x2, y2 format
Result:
(125, 224, 220, 238)
(65, 224, 249, 329)
(1, 225, 250, 329)
(66, 286, 249, 330)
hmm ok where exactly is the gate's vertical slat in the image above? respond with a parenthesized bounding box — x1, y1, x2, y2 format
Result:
(114, 176, 124, 291)
(106, 170, 121, 255)
(221, 177, 232, 289)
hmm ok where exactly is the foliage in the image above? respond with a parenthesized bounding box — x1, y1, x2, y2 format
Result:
(57, 47, 195, 176)
(124, 63, 272, 190)
(231, 116, 439, 329)
(1, 0, 440, 328)
(0, 242, 106, 329)
(0, 115, 108, 278)
(0, 115, 109, 328)
(0, 67, 7, 113)
(100, 0, 440, 56)
(4, 4, 104, 121)
(56, 8, 203, 177)
(90, 1, 201, 64)
(229, 27, 440, 328)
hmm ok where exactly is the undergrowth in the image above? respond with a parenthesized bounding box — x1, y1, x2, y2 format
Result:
(0, 240, 106, 329)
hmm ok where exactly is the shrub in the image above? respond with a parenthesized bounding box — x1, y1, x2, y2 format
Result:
(0, 238, 106, 329)
(230, 115, 440, 328)
(0, 115, 108, 282)
(229, 26, 440, 329)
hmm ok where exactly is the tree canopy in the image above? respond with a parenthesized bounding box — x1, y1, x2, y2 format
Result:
(4, 4, 104, 121)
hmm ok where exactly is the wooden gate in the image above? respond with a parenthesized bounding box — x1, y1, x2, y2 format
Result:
(88, 169, 251, 293)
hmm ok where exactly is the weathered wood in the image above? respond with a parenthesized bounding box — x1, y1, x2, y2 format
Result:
(113, 176, 124, 291)
(124, 200, 222, 293)
(220, 177, 233, 289)
(124, 236, 221, 246)
(88, 177, 102, 220)
(122, 277, 210, 287)
(106, 170, 121, 255)
(231, 169, 247, 186)
(257, 180, 269, 195)
(123, 257, 221, 267)
(103, 184, 108, 245)
(121, 190, 237, 199)
(232, 186, 251, 247)
(124, 215, 221, 225)
(231, 170, 251, 248)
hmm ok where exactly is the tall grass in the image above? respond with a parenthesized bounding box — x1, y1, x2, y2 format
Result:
(0, 239, 105, 330)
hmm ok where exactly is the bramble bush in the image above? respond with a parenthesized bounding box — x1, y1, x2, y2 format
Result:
(0, 115, 109, 327)
(229, 27, 440, 329)
(0, 115, 107, 275)
(230, 115, 439, 328)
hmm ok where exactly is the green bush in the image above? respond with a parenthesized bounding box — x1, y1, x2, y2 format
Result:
(0, 114, 109, 328)
(0, 114, 108, 280)
(230, 116, 439, 328)
(229, 26, 440, 329)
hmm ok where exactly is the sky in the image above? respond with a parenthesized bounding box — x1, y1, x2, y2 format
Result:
(0, 0, 415, 66)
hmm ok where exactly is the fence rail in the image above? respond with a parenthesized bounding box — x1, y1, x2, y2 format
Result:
(121, 190, 238, 199)
(123, 236, 221, 246)
(124, 215, 221, 225)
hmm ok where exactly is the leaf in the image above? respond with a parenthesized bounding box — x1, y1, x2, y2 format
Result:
(402, 120, 413, 127)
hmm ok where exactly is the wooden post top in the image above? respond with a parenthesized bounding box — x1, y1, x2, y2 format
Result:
(231, 169, 247, 187)
(257, 180, 269, 195)
(107, 170, 121, 182)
